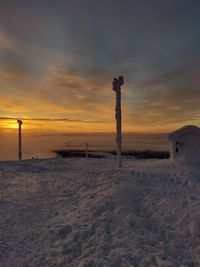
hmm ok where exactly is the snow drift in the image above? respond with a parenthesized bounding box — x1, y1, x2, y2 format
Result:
(0, 158, 200, 266)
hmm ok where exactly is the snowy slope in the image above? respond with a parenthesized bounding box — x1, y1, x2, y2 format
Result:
(0, 158, 200, 267)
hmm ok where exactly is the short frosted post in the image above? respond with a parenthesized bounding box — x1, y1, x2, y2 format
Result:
(86, 143, 88, 159)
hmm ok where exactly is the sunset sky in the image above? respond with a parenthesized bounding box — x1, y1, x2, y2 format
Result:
(0, 0, 200, 134)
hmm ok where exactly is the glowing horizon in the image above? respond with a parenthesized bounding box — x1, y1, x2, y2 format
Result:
(0, 117, 190, 134)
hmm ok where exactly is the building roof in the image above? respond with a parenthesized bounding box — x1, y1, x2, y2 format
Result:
(169, 125, 200, 141)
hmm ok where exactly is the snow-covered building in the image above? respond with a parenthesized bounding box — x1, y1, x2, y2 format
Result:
(169, 125, 200, 164)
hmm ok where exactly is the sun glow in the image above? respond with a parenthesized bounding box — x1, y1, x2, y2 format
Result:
(0, 120, 18, 129)
(9, 121, 19, 129)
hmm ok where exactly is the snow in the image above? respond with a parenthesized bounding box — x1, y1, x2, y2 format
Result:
(0, 158, 200, 266)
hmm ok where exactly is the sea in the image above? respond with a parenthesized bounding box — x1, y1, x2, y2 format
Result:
(0, 132, 169, 161)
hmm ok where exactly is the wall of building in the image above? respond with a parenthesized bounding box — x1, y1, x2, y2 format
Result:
(171, 133, 200, 163)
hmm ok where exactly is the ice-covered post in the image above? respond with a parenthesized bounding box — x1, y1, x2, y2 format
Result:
(112, 76, 124, 167)
(17, 119, 23, 160)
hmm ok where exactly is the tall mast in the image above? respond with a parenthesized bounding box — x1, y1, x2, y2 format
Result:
(112, 76, 124, 167)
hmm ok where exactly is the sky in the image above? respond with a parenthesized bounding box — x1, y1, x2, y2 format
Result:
(0, 0, 200, 134)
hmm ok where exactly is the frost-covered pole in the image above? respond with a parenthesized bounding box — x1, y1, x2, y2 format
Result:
(112, 76, 124, 167)
(17, 120, 23, 160)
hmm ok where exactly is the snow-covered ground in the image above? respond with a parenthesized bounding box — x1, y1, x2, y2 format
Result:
(0, 158, 200, 267)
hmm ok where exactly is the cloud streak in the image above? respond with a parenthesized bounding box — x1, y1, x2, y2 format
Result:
(0, 117, 106, 123)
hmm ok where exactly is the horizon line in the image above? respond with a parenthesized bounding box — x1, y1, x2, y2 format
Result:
(0, 130, 170, 135)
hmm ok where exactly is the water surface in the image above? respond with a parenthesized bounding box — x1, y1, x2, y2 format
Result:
(0, 132, 169, 161)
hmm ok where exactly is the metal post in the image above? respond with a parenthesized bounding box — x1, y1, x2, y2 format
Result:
(17, 120, 23, 160)
(86, 143, 88, 159)
(112, 76, 124, 167)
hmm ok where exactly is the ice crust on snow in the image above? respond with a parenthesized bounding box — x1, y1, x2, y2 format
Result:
(0, 158, 200, 266)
